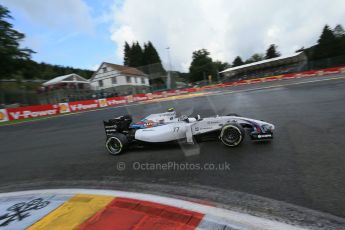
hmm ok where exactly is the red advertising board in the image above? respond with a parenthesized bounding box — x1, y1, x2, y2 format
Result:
(133, 93, 148, 101)
(68, 100, 99, 112)
(145, 93, 153, 100)
(178, 88, 192, 94)
(151, 92, 165, 98)
(165, 90, 177, 96)
(106, 96, 127, 106)
(0, 109, 9, 122)
(6, 104, 59, 121)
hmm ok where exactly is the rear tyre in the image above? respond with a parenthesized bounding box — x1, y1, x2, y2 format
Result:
(220, 123, 245, 147)
(106, 133, 129, 155)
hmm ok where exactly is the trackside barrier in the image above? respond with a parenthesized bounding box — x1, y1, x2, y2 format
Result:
(151, 91, 165, 98)
(126, 95, 134, 103)
(106, 96, 127, 106)
(0, 91, 184, 122)
(166, 89, 178, 96)
(202, 66, 345, 90)
(68, 100, 99, 112)
(5, 104, 59, 121)
(0, 109, 9, 122)
(98, 99, 108, 108)
(133, 93, 149, 102)
(2, 65, 345, 123)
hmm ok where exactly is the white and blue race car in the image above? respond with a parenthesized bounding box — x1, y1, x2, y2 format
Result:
(103, 109, 275, 155)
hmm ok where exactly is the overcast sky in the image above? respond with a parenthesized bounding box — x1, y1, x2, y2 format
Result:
(1, 0, 345, 71)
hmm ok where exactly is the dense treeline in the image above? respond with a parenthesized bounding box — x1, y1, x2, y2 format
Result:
(19, 60, 93, 80)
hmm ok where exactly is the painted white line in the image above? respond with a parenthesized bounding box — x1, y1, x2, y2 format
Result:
(0, 189, 305, 230)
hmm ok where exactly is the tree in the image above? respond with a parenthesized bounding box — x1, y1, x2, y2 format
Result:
(312, 25, 338, 60)
(124, 41, 165, 74)
(189, 49, 216, 82)
(333, 24, 345, 39)
(0, 4, 34, 79)
(142, 41, 165, 73)
(265, 44, 281, 59)
(212, 61, 230, 82)
(128, 42, 144, 67)
(143, 41, 162, 65)
(297, 24, 345, 65)
(123, 42, 131, 66)
(213, 60, 230, 72)
(245, 53, 264, 64)
(318, 25, 336, 45)
(232, 56, 244, 67)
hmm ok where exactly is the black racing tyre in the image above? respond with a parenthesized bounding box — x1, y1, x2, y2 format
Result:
(220, 123, 245, 147)
(105, 133, 129, 155)
(226, 113, 241, 117)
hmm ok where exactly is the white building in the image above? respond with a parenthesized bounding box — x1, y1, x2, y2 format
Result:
(90, 62, 150, 95)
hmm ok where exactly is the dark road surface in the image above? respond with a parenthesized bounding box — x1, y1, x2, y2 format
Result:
(1, 75, 345, 220)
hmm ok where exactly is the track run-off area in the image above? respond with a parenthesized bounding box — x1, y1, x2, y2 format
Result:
(1, 74, 345, 228)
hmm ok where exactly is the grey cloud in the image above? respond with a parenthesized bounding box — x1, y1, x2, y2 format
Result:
(110, 0, 345, 71)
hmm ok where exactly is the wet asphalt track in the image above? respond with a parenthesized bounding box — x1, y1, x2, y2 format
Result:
(1, 75, 345, 219)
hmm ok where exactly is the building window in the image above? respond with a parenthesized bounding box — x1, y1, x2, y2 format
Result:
(135, 77, 138, 83)
(141, 77, 145, 84)
(111, 77, 117, 84)
(126, 76, 131, 83)
(102, 67, 107, 73)
(98, 80, 103, 87)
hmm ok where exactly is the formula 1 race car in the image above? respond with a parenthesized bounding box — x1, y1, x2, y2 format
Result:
(103, 109, 275, 155)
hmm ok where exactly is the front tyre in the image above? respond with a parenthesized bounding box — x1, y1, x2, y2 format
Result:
(220, 123, 245, 147)
(106, 133, 128, 155)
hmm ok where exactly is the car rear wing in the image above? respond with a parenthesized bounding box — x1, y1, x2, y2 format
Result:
(103, 115, 133, 137)
(103, 120, 118, 137)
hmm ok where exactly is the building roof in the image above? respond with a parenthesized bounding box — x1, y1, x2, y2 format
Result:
(43, 74, 89, 86)
(91, 62, 146, 80)
(220, 52, 307, 75)
(106, 62, 146, 76)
